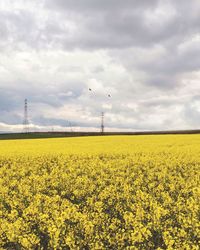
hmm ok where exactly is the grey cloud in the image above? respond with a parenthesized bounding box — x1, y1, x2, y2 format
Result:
(1, 0, 200, 52)
(0, 0, 200, 131)
(111, 37, 200, 90)
(0, 10, 37, 49)
(0, 78, 86, 125)
(46, 0, 158, 12)
(138, 45, 200, 75)
(43, 0, 200, 51)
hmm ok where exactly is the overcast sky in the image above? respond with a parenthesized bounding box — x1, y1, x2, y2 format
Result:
(0, 0, 200, 132)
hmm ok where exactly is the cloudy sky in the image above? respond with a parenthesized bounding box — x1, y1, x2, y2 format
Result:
(0, 0, 200, 132)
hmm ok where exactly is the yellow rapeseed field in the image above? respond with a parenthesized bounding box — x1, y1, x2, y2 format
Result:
(0, 135, 199, 249)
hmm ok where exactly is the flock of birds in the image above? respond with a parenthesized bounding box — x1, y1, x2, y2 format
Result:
(89, 88, 111, 98)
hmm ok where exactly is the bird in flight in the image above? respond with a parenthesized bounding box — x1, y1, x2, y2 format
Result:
(88, 87, 111, 98)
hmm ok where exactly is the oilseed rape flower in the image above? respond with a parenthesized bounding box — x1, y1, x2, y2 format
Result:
(0, 135, 199, 249)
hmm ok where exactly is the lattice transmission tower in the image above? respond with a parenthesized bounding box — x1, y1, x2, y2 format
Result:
(23, 98, 29, 133)
(101, 112, 104, 134)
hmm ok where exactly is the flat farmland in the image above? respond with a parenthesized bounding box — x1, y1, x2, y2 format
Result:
(0, 135, 199, 249)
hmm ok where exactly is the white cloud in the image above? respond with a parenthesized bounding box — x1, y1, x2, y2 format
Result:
(0, 0, 200, 132)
